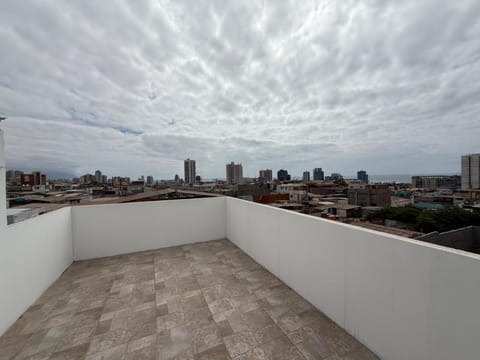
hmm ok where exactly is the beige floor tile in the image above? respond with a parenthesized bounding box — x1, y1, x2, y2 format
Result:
(0, 240, 378, 360)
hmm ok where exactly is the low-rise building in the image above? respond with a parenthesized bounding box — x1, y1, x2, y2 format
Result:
(278, 183, 308, 203)
(412, 175, 461, 189)
(348, 184, 391, 208)
(126, 180, 145, 195)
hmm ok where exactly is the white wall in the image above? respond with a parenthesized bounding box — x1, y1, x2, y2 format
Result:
(0, 207, 73, 336)
(0, 129, 6, 232)
(72, 197, 227, 260)
(0, 196, 226, 336)
(226, 197, 480, 360)
(2, 189, 479, 359)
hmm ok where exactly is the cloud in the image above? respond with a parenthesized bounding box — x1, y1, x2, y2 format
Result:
(1, 0, 479, 179)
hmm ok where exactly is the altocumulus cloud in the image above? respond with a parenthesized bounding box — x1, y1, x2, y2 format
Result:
(1, 0, 480, 179)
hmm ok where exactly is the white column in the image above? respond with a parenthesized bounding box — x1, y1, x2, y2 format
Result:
(0, 129, 6, 231)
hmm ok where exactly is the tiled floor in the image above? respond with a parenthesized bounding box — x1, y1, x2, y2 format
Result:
(0, 239, 379, 360)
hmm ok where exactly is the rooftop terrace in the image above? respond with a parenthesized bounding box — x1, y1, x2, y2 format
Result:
(2, 129, 480, 360)
(0, 239, 376, 360)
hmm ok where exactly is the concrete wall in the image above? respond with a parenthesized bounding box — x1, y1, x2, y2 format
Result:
(0, 207, 73, 336)
(72, 197, 227, 260)
(226, 197, 480, 360)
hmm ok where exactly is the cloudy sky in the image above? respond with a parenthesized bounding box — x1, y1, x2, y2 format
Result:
(1, 0, 480, 179)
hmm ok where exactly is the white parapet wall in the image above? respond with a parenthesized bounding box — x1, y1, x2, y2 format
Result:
(0, 130, 73, 336)
(226, 197, 480, 360)
(0, 207, 73, 336)
(72, 197, 227, 260)
(0, 129, 6, 231)
(2, 187, 480, 360)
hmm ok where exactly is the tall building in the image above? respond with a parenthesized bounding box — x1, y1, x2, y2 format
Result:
(357, 170, 369, 184)
(20, 174, 34, 186)
(277, 169, 291, 181)
(146, 176, 154, 186)
(461, 154, 480, 189)
(6, 170, 23, 185)
(21, 172, 46, 186)
(112, 176, 130, 187)
(33, 171, 46, 186)
(226, 162, 243, 184)
(226, 162, 234, 184)
(313, 168, 324, 181)
(79, 173, 95, 184)
(184, 159, 196, 185)
(259, 169, 273, 182)
(303, 171, 310, 181)
(235, 164, 243, 183)
(95, 170, 102, 183)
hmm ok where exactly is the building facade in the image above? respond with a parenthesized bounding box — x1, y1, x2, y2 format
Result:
(331, 173, 343, 181)
(313, 168, 324, 181)
(6, 170, 23, 185)
(357, 170, 369, 183)
(348, 184, 391, 208)
(277, 169, 291, 181)
(95, 170, 102, 184)
(259, 169, 273, 182)
(226, 162, 243, 184)
(21, 172, 46, 187)
(184, 158, 196, 185)
(412, 175, 461, 189)
(461, 154, 480, 190)
(79, 174, 95, 184)
(303, 171, 310, 181)
(111, 176, 130, 187)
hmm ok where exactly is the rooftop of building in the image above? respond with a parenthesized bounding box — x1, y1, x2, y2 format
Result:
(10, 202, 67, 214)
(2, 145, 480, 360)
(350, 222, 422, 239)
(79, 188, 218, 205)
(0, 239, 376, 360)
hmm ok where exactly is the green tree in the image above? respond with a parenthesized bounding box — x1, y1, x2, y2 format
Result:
(415, 211, 437, 233)
(367, 205, 480, 233)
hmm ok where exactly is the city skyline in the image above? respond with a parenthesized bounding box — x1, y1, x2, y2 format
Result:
(3, 161, 462, 182)
(1, 1, 480, 179)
